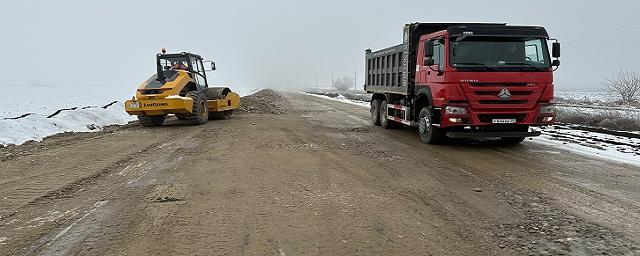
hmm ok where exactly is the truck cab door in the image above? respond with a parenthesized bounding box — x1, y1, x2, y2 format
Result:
(424, 39, 445, 84)
(191, 58, 207, 90)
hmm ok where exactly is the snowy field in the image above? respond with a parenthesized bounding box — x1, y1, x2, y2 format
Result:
(555, 90, 618, 103)
(0, 102, 134, 146)
(1, 85, 130, 119)
(536, 126, 640, 167)
(0, 85, 261, 146)
(0, 86, 261, 119)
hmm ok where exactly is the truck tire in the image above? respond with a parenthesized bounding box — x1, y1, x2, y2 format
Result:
(500, 137, 526, 144)
(379, 100, 399, 129)
(138, 115, 165, 127)
(418, 107, 446, 144)
(184, 91, 209, 125)
(370, 99, 381, 126)
(209, 110, 234, 120)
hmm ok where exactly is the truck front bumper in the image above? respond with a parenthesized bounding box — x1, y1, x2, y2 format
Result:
(446, 130, 541, 139)
(125, 98, 193, 116)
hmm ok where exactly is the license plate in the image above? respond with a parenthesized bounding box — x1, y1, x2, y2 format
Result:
(492, 118, 516, 124)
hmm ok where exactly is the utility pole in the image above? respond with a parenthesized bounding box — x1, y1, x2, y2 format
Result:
(354, 69, 357, 94)
(315, 74, 318, 90)
(331, 73, 334, 93)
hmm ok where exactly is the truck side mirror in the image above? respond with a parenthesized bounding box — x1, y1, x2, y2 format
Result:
(552, 42, 560, 58)
(552, 59, 560, 67)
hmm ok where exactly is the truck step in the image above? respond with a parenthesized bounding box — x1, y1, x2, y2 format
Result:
(387, 115, 417, 127)
(386, 104, 413, 126)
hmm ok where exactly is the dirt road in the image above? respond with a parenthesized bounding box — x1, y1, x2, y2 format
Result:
(1, 91, 639, 255)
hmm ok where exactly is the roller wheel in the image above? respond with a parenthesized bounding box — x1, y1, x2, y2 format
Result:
(175, 114, 189, 120)
(209, 110, 234, 120)
(183, 91, 209, 125)
(138, 115, 165, 127)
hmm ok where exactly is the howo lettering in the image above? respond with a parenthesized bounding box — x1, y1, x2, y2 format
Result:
(365, 23, 560, 144)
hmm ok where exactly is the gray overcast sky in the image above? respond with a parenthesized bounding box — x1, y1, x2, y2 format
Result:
(1, 0, 639, 93)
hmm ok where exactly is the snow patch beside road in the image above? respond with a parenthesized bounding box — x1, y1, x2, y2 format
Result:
(301, 92, 370, 107)
(0, 102, 134, 146)
(532, 126, 640, 167)
(0, 88, 262, 147)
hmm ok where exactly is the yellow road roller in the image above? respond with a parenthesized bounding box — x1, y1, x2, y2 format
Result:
(125, 50, 240, 126)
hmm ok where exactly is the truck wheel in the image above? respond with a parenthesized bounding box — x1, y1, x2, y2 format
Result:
(185, 91, 209, 125)
(370, 99, 381, 126)
(138, 115, 165, 127)
(500, 137, 526, 144)
(418, 107, 445, 144)
(379, 100, 399, 129)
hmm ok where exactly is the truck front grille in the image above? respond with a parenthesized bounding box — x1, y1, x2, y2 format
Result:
(479, 100, 529, 105)
(470, 83, 527, 87)
(474, 91, 531, 96)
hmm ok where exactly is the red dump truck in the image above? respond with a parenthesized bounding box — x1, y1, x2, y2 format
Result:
(365, 23, 560, 144)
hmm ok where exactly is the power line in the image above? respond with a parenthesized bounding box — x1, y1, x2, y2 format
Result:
(564, 36, 640, 52)
(562, 25, 640, 45)
(564, 33, 640, 47)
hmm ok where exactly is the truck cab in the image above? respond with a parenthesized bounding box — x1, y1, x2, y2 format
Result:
(365, 23, 560, 144)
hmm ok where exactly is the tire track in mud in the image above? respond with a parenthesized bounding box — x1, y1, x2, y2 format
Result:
(27, 130, 212, 255)
(0, 125, 213, 255)
(0, 138, 164, 222)
(294, 92, 640, 255)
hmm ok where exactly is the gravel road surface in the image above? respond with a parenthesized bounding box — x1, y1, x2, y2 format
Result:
(1, 90, 639, 255)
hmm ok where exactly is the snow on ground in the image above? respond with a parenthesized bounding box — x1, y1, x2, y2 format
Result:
(532, 126, 640, 167)
(0, 85, 261, 119)
(0, 85, 131, 119)
(555, 90, 619, 103)
(235, 88, 263, 97)
(0, 102, 134, 146)
(306, 91, 640, 167)
(0, 86, 261, 146)
(302, 92, 370, 107)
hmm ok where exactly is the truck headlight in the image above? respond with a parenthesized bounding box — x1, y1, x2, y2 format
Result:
(539, 104, 555, 114)
(129, 102, 140, 109)
(445, 106, 467, 115)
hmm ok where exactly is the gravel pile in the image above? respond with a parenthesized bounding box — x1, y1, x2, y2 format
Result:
(238, 89, 287, 114)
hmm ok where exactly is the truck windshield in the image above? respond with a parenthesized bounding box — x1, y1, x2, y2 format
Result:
(450, 37, 550, 71)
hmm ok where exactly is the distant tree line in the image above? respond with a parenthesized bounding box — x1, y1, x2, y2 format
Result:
(333, 75, 354, 92)
(603, 68, 640, 104)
